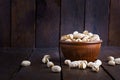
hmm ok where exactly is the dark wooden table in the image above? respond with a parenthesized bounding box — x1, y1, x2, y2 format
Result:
(0, 47, 120, 80)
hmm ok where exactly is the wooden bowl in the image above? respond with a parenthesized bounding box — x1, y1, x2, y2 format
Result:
(60, 40, 102, 62)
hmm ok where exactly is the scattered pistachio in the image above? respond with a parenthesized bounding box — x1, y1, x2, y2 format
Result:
(108, 60, 115, 66)
(47, 61, 54, 68)
(21, 60, 31, 67)
(114, 58, 120, 64)
(61, 30, 101, 42)
(51, 65, 61, 73)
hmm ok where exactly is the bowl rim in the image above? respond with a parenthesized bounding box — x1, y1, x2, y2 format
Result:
(60, 40, 102, 44)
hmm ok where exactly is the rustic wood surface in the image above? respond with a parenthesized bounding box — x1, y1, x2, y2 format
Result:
(61, 46, 113, 80)
(0, 0, 120, 48)
(85, 0, 110, 45)
(0, 47, 118, 80)
(61, 64, 112, 80)
(0, 48, 32, 80)
(12, 48, 61, 80)
(0, 0, 10, 47)
(11, 0, 35, 47)
(99, 47, 120, 80)
(109, 0, 120, 46)
(36, 0, 60, 48)
(61, 0, 85, 35)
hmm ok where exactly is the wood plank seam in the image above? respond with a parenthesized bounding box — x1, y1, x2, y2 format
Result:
(83, 0, 86, 31)
(10, 66, 22, 80)
(101, 65, 115, 80)
(108, 0, 111, 46)
(34, 0, 37, 48)
(59, 0, 63, 80)
(9, 0, 12, 47)
(10, 49, 34, 80)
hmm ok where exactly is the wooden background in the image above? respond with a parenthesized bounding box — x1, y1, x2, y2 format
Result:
(0, 0, 120, 48)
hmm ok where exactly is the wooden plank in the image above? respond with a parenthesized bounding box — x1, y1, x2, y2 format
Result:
(36, 0, 60, 48)
(12, 48, 61, 80)
(109, 0, 120, 46)
(61, 59, 112, 80)
(11, 0, 35, 48)
(0, 0, 10, 47)
(62, 66, 112, 80)
(85, 0, 110, 45)
(99, 46, 120, 80)
(0, 48, 32, 80)
(99, 46, 120, 60)
(61, 0, 85, 35)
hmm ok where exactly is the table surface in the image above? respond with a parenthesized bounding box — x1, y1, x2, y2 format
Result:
(0, 46, 120, 80)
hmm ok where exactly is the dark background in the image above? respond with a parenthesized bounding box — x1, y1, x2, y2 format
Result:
(0, 0, 120, 48)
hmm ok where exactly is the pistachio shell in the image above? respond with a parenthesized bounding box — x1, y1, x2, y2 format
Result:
(47, 61, 54, 67)
(21, 60, 31, 67)
(108, 60, 115, 66)
(51, 65, 61, 72)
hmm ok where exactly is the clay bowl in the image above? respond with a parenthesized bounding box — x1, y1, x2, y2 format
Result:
(60, 40, 102, 62)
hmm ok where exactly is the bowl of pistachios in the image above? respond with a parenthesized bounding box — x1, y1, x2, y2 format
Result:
(60, 30, 102, 62)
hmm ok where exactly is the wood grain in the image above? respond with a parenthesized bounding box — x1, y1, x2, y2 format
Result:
(11, 0, 35, 48)
(62, 65, 112, 80)
(85, 0, 110, 45)
(99, 47, 120, 80)
(0, 48, 32, 80)
(36, 0, 60, 48)
(1, 47, 120, 80)
(0, 0, 10, 47)
(12, 48, 61, 80)
(61, 47, 113, 80)
(109, 0, 120, 46)
(1, 0, 120, 47)
(61, 0, 85, 35)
